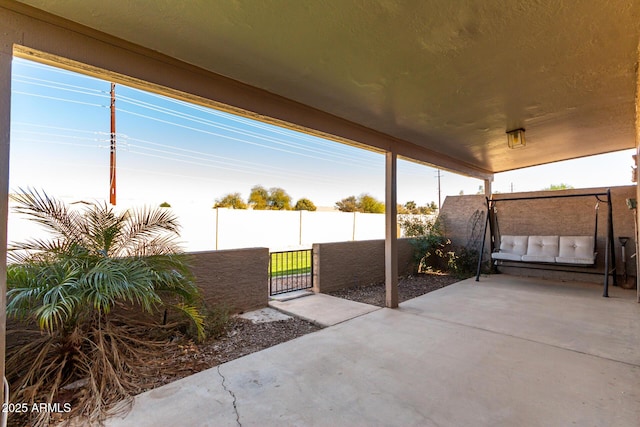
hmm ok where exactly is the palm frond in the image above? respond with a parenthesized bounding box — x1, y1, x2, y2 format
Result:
(78, 201, 126, 256)
(8, 237, 75, 257)
(78, 257, 162, 314)
(171, 303, 205, 341)
(124, 235, 184, 257)
(117, 207, 181, 256)
(7, 262, 82, 331)
(10, 188, 84, 243)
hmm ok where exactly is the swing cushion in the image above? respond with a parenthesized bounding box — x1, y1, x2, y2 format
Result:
(492, 235, 529, 261)
(522, 235, 559, 263)
(556, 236, 596, 264)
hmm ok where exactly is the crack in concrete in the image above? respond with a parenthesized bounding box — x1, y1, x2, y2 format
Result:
(217, 366, 241, 426)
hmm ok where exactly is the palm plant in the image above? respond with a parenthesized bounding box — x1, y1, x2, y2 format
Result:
(5, 189, 204, 426)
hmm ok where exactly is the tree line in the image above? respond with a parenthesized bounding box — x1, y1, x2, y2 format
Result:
(214, 185, 317, 211)
(214, 186, 437, 214)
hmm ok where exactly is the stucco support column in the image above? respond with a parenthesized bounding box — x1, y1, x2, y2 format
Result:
(0, 49, 11, 398)
(636, 42, 640, 303)
(636, 151, 640, 303)
(484, 178, 492, 198)
(385, 151, 398, 308)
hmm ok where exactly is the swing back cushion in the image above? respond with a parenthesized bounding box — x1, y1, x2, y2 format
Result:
(492, 235, 595, 265)
(522, 235, 559, 263)
(493, 235, 529, 261)
(557, 236, 596, 264)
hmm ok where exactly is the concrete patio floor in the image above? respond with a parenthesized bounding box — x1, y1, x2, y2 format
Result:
(107, 275, 640, 427)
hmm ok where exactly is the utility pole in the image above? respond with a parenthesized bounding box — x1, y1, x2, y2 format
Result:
(109, 83, 117, 205)
(436, 169, 442, 210)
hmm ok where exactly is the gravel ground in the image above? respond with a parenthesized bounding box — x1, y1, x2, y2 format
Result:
(326, 272, 460, 306)
(140, 317, 322, 391)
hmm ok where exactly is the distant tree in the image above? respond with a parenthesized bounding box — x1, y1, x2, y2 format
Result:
(416, 201, 438, 214)
(543, 183, 574, 191)
(405, 201, 417, 211)
(248, 185, 269, 209)
(404, 201, 417, 214)
(335, 194, 384, 213)
(398, 200, 438, 215)
(267, 187, 292, 210)
(294, 198, 317, 211)
(358, 194, 385, 213)
(214, 192, 247, 209)
(335, 195, 358, 212)
(159, 201, 171, 208)
(399, 201, 438, 215)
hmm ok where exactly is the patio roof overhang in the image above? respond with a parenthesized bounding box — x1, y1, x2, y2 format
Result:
(4, 0, 640, 179)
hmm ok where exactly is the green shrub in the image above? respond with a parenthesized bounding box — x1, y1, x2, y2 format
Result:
(399, 215, 448, 273)
(202, 304, 231, 339)
(445, 246, 482, 279)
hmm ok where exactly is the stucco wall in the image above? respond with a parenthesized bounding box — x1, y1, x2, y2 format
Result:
(312, 238, 415, 293)
(8, 205, 403, 253)
(439, 194, 487, 250)
(189, 248, 269, 314)
(440, 186, 637, 283)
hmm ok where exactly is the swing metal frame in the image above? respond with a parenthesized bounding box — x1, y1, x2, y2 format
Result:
(475, 189, 617, 297)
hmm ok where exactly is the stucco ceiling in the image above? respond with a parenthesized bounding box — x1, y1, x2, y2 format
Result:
(12, 0, 640, 176)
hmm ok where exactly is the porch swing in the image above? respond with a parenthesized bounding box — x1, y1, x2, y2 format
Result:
(475, 189, 617, 297)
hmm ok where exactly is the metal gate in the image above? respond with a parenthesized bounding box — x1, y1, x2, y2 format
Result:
(269, 249, 313, 295)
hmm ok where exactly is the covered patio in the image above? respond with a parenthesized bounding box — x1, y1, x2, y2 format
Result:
(1, 1, 640, 422)
(108, 275, 639, 426)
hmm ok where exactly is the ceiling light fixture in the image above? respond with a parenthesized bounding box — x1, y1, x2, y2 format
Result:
(506, 128, 526, 149)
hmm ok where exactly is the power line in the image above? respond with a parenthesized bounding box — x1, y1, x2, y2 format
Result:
(13, 60, 352, 157)
(11, 129, 106, 144)
(9, 138, 105, 148)
(10, 124, 362, 187)
(13, 58, 381, 163)
(116, 107, 372, 169)
(436, 169, 443, 210)
(14, 123, 364, 179)
(122, 139, 308, 178)
(12, 121, 107, 135)
(116, 94, 378, 168)
(10, 59, 387, 197)
(123, 86, 382, 162)
(14, 58, 104, 83)
(11, 91, 106, 108)
(12, 77, 109, 99)
(13, 67, 380, 169)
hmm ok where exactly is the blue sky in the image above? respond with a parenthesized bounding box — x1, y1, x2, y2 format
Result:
(9, 58, 636, 208)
